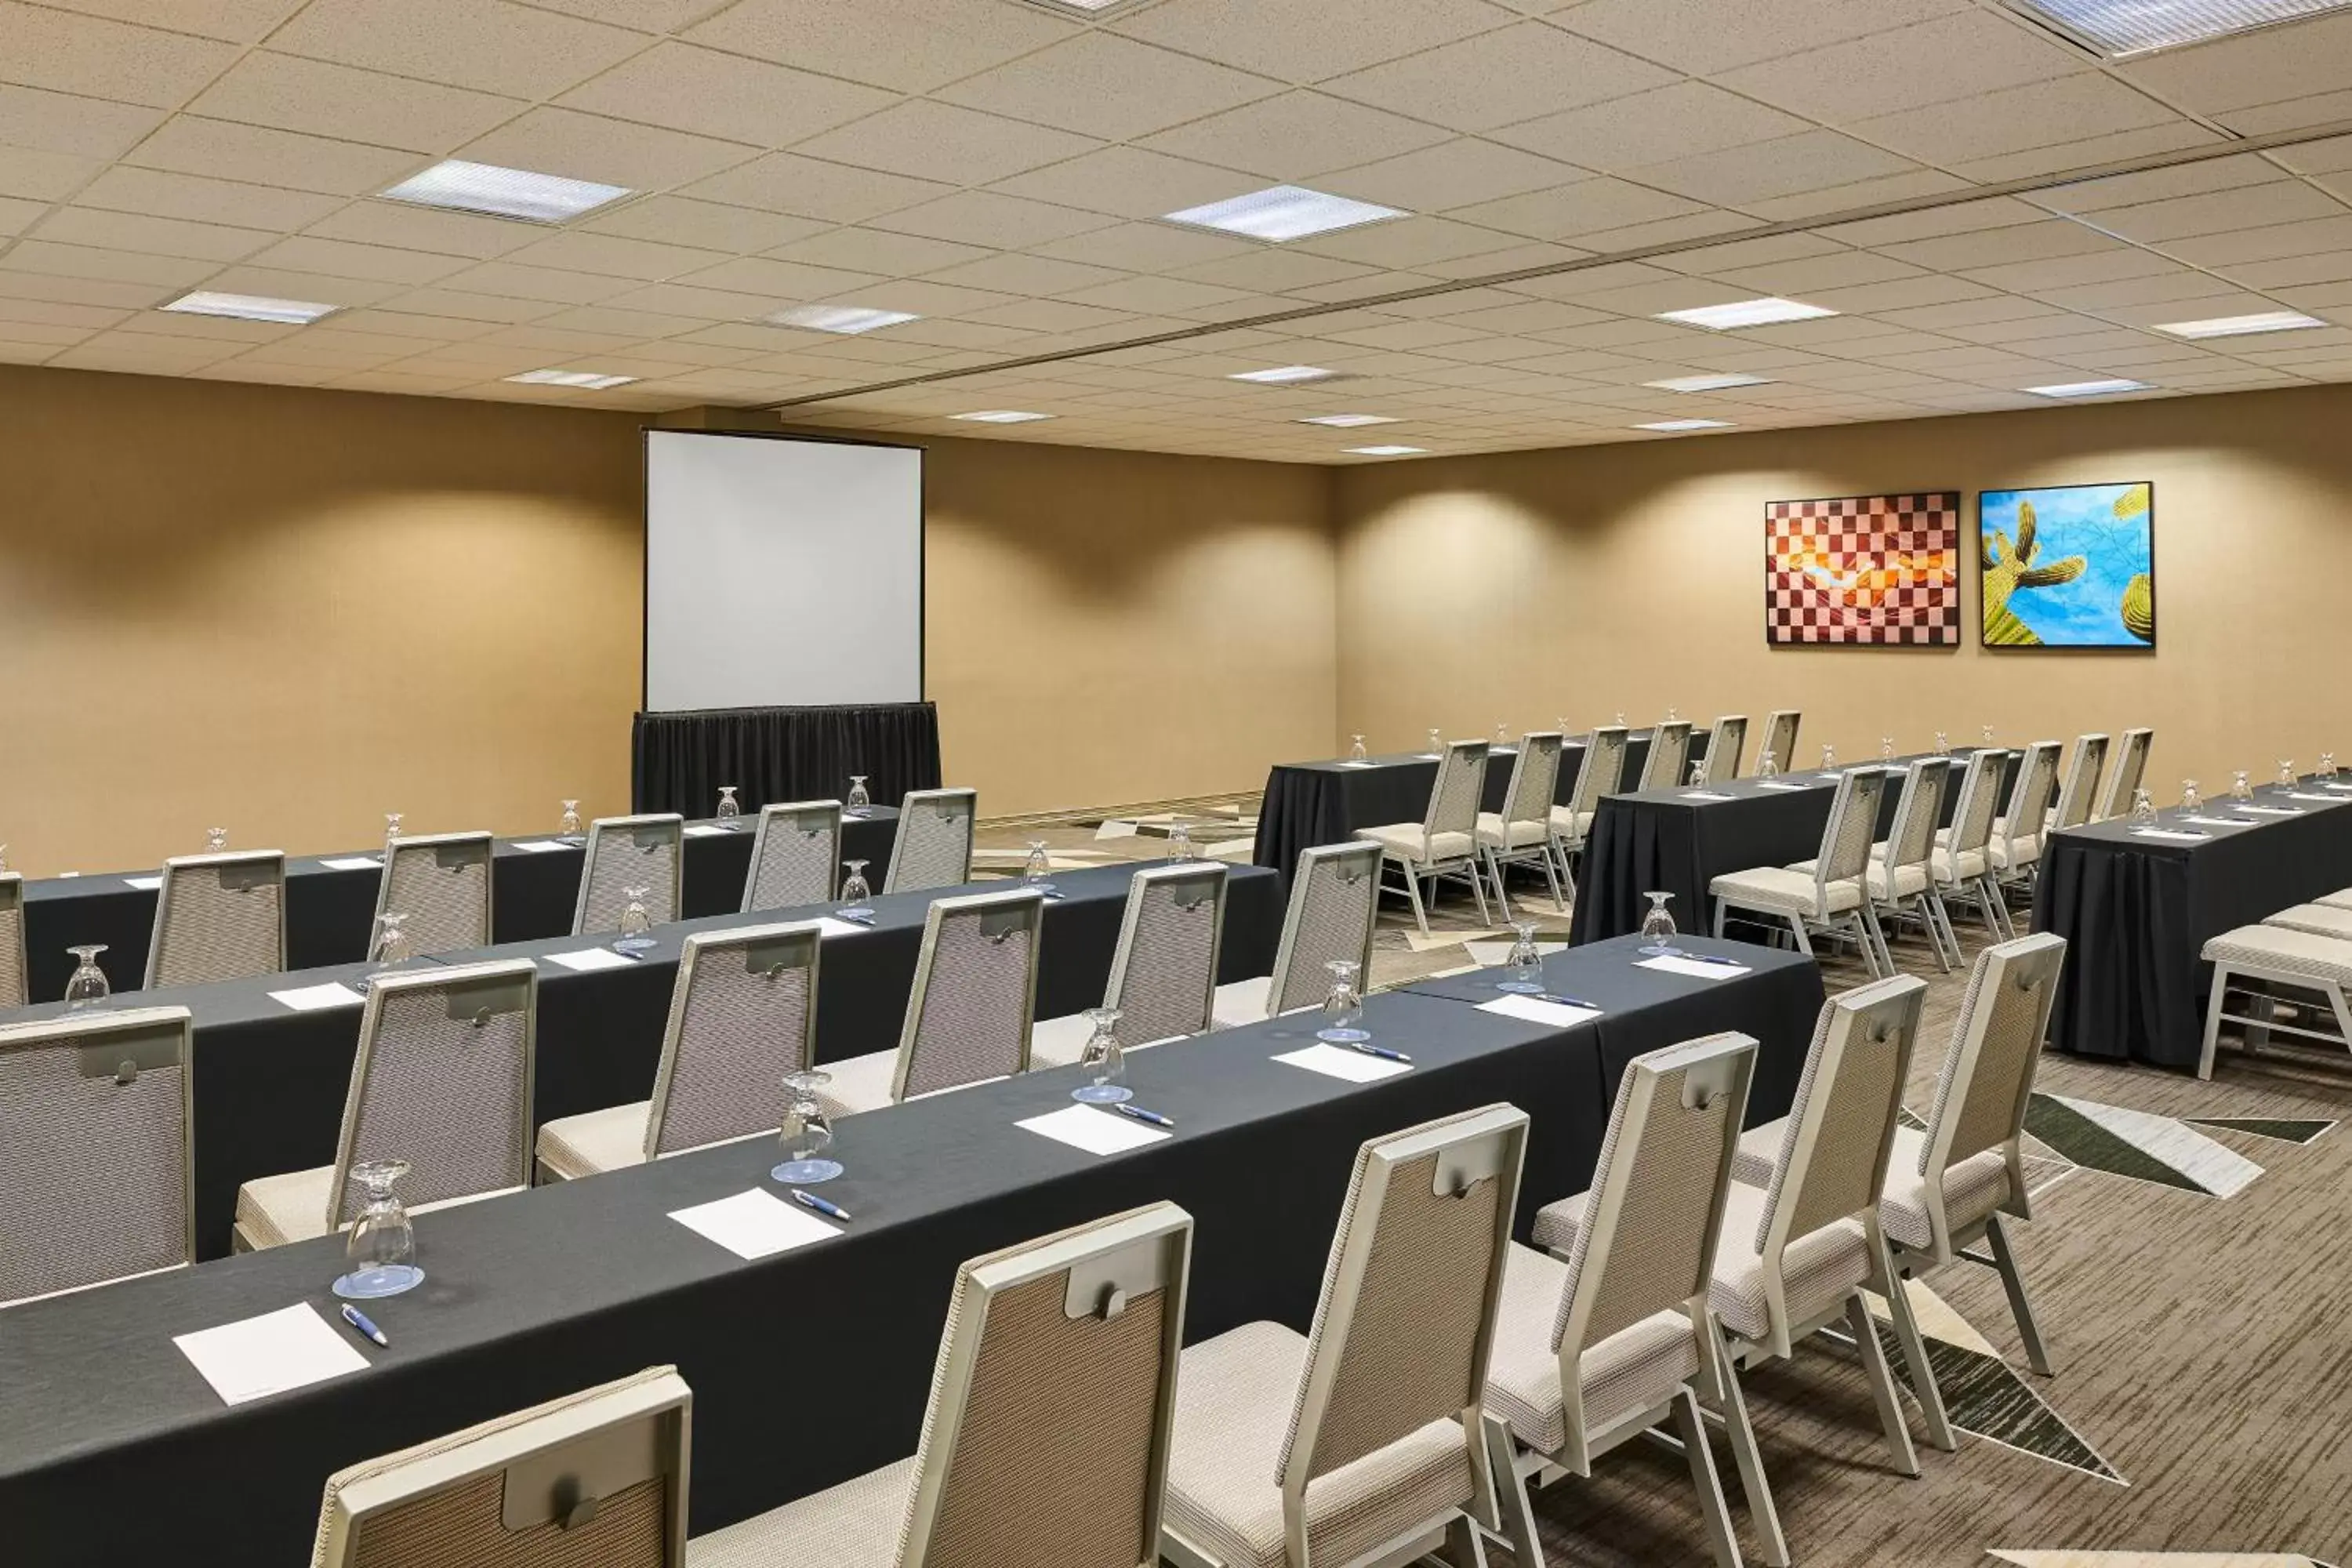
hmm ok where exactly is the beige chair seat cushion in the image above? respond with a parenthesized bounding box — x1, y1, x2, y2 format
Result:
(234, 1169, 513, 1250)
(2263, 904, 2352, 942)
(535, 1101, 652, 1180)
(1728, 1120, 1784, 1189)
(815, 1048, 899, 1117)
(2316, 887, 2352, 913)
(1936, 826, 2036, 869)
(1931, 844, 1990, 884)
(1475, 813, 1552, 851)
(1356, 823, 1474, 865)
(1788, 855, 1929, 900)
(689, 1455, 910, 1568)
(2201, 923, 2352, 985)
(1484, 1241, 1697, 1451)
(1707, 865, 1860, 916)
(1878, 1126, 2011, 1251)
(1211, 975, 1272, 1028)
(1165, 1319, 1473, 1568)
(1029, 1011, 1097, 1069)
(1548, 807, 1597, 840)
(1708, 1180, 1873, 1343)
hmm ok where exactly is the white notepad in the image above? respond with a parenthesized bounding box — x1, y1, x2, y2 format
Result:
(1273, 1043, 1410, 1083)
(1018, 1103, 1170, 1156)
(1680, 790, 1736, 801)
(2182, 815, 2256, 828)
(1479, 994, 1602, 1028)
(683, 823, 737, 837)
(2235, 804, 2303, 816)
(545, 947, 640, 972)
(123, 875, 162, 891)
(174, 1303, 368, 1406)
(511, 840, 570, 854)
(2287, 793, 2344, 804)
(1636, 955, 1752, 981)
(2131, 829, 2210, 843)
(1755, 781, 1813, 792)
(669, 1189, 839, 1261)
(270, 982, 365, 1012)
(1336, 760, 1374, 769)
(814, 916, 875, 938)
(320, 855, 381, 872)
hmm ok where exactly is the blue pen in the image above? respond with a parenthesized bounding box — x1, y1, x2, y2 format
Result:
(339, 1303, 388, 1348)
(789, 1188, 851, 1223)
(1114, 1102, 1175, 1128)
(1350, 1040, 1413, 1064)
(1538, 993, 1602, 1011)
(1680, 953, 1748, 967)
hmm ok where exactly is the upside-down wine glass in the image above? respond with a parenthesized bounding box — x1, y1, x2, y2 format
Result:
(2321, 753, 2341, 783)
(1688, 762, 1707, 789)
(356, 913, 410, 994)
(1495, 722, 1512, 749)
(2231, 770, 2253, 804)
(772, 1071, 842, 1183)
(2181, 779, 2204, 814)
(844, 776, 871, 815)
(2129, 788, 2159, 830)
(1497, 920, 1544, 993)
(1072, 1007, 1131, 1104)
(1316, 960, 1370, 1044)
(612, 887, 656, 956)
(716, 786, 741, 821)
(559, 799, 583, 840)
(1665, 706, 1680, 724)
(1934, 731, 1951, 757)
(1638, 891, 1682, 957)
(1022, 839, 1055, 896)
(205, 827, 228, 852)
(838, 860, 874, 921)
(1980, 724, 1996, 749)
(334, 1159, 423, 1299)
(383, 813, 402, 850)
(64, 945, 110, 1010)
(1757, 750, 1780, 779)
(1348, 734, 1368, 763)
(2277, 760, 2298, 793)
(1820, 743, 1838, 777)
(1425, 728, 1444, 759)
(1167, 823, 1192, 864)
(1880, 735, 1896, 764)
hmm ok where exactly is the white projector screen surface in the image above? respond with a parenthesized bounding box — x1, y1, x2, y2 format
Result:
(644, 430, 923, 712)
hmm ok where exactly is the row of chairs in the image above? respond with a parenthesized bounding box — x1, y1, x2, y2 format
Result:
(301, 928, 2069, 1568)
(2200, 886, 2352, 1079)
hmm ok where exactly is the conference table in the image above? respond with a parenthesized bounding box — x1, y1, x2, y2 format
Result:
(12, 810, 899, 1006)
(3, 860, 1278, 1262)
(2037, 781, 2352, 1069)
(0, 933, 1821, 1564)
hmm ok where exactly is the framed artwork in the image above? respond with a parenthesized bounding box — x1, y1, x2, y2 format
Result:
(1765, 492, 1961, 646)
(1978, 483, 2154, 648)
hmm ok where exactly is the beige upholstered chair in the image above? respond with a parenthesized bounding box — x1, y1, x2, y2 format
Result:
(0, 871, 25, 1009)
(1711, 766, 1893, 976)
(234, 960, 537, 1250)
(2198, 923, 2352, 1078)
(0, 1005, 193, 1306)
(743, 800, 841, 912)
(146, 849, 286, 989)
(1034, 864, 1226, 1068)
(884, 788, 978, 895)
(1635, 720, 1695, 793)
(1475, 730, 1566, 915)
(1550, 726, 1628, 880)
(2095, 726, 2154, 822)
(536, 923, 823, 1181)
(1212, 842, 1379, 1029)
(1798, 759, 1955, 973)
(693, 1203, 1192, 1568)
(2045, 732, 2110, 837)
(1493, 1035, 1757, 1568)
(1759, 710, 1802, 779)
(1700, 715, 1748, 785)
(1160, 1105, 1528, 1568)
(316, 1367, 691, 1568)
(1933, 748, 2015, 940)
(1356, 738, 1490, 937)
(575, 815, 684, 936)
(1981, 739, 2061, 892)
(374, 830, 493, 956)
(818, 888, 1044, 1117)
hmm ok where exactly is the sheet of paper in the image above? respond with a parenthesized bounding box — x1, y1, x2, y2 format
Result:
(2235, 804, 2303, 816)
(1017, 1103, 1170, 1156)
(2325, 783, 2352, 793)
(320, 855, 381, 872)
(815, 916, 875, 938)
(1490, 746, 1516, 755)
(270, 982, 365, 1011)
(1336, 760, 1375, 769)
(510, 840, 570, 854)
(1417, 752, 1442, 760)
(174, 1303, 368, 1406)
(2182, 815, 2256, 828)
(2131, 829, 2211, 843)
(683, 823, 737, 837)
(1636, 955, 1753, 981)
(545, 947, 640, 972)
(123, 875, 162, 891)
(1679, 789, 1736, 801)
(1479, 994, 1602, 1028)
(1755, 781, 1813, 791)
(1273, 1042, 1411, 1083)
(2287, 793, 2344, 804)
(668, 1189, 839, 1261)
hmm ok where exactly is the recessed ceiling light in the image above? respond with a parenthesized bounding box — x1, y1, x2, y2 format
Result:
(1299, 413, 1397, 427)
(506, 368, 637, 390)
(2026, 379, 2153, 397)
(952, 410, 1054, 423)
(380, 159, 630, 224)
(1658, 298, 1838, 331)
(1345, 445, 1425, 456)
(1645, 373, 1773, 393)
(2005, 0, 2352, 59)
(1232, 365, 1338, 384)
(1163, 185, 1406, 243)
(769, 305, 920, 335)
(2154, 310, 2327, 339)
(1635, 419, 1735, 432)
(158, 291, 338, 325)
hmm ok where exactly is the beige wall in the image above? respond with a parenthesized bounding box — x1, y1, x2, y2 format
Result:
(1334, 383, 2352, 793)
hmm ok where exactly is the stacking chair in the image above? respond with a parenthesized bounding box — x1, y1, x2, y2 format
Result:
(575, 815, 684, 936)
(318, 1367, 691, 1568)
(2198, 924, 2352, 1079)
(742, 799, 841, 911)
(1983, 739, 2061, 895)
(0, 1006, 193, 1306)
(146, 849, 286, 989)
(1700, 715, 1748, 785)
(1934, 748, 2015, 941)
(1635, 720, 1696, 792)
(1211, 841, 1378, 1029)
(817, 888, 1044, 1117)
(233, 960, 537, 1250)
(2045, 732, 2110, 838)
(1710, 766, 1893, 976)
(2095, 726, 2154, 821)
(883, 787, 977, 895)
(374, 830, 492, 956)
(1160, 1105, 1527, 1568)
(1492, 1036, 1757, 1568)
(1550, 725, 1628, 880)
(1356, 739, 1490, 937)
(1476, 730, 1566, 915)
(694, 1204, 1191, 1568)
(1033, 863, 1227, 1068)
(1759, 710, 1802, 777)
(535, 923, 822, 1180)
(0, 871, 24, 1009)
(1798, 759, 1955, 973)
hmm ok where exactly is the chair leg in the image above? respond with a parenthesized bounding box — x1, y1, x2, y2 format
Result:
(2199, 963, 2230, 1080)
(1786, 914, 1813, 956)
(1984, 1214, 2056, 1376)
(1859, 902, 1895, 978)
(1481, 1414, 1546, 1568)
(1464, 861, 1493, 927)
(1669, 1387, 1746, 1568)
(1485, 848, 1513, 920)
(1403, 862, 1430, 938)
(1435, 1513, 1490, 1568)
(1882, 1263, 1958, 1453)
(1920, 894, 1956, 972)
(1709, 1330, 1789, 1567)
(1714, 902, 1730, 939)
(1846, 1293, 1921, 1478)
(1540, 843, 1567, 910)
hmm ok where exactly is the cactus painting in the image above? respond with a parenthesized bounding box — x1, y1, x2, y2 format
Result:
(1978, 483, 2154, 648)
(1766, 492, 1961, 645)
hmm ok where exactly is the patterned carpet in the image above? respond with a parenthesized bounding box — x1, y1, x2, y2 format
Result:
(975, 797, 2352, 1567)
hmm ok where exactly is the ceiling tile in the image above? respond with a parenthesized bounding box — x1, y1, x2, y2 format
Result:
(1054, 274, 1258, 314)
(459, 107, 757, 191)
(866, 190, 1115, 249)
(921, 252, 1124, 297)
(305, 199, 548, 258)
(196, 263, 406, 307)
(672, 254, 885, 299)
(767, 227, 992, 277)
(269, 0, 647, 100)
(1553, 0, 1967, 74)
(2119, 9, 2352, 115)
(1111, 0, 1519, 84)
(31, 0, 306, 42)
(0, 240, 218, 289)
(1142, 91, 1452, 180)
(368, 287, 566, 322)
(1320, 22, 1675, 131)
(0, 82, 165, 160)
(1740, 168, 1973, 222)
(498, 230, 734, 280)
(1293, 215, 1519, 268)
(1494, 82, 1813, 171)
(1320, 140, 1589, 213)
(32, 205, 273, 261)
(1447, 177, 1711, 241)
(2024, 151, 2280, 213)
(125, 116, 422, 195)
(936, 32, 1279, 142)
(187, 51, 523, 155)
(1627, 130, 1922, 208)
(685, 0, 1076, 95)
(582, 194, 827, 252)
(2086, 182, 2347, 244)
(557, 42, 898, 149)
(520, 0, 736, 32)
(0, 145, 104, 203)
(0, 195, 51, 236)
(2168, 215, 2352, 267)
(1027, 220, 1255, 272)
(683, 153, 952, 224)
(426, 260, 634, 305)
(1172, 246, 1381, 292)
(1947, 123, 2223, 184)
(0, 3, 240, 108)
(1715, 11, 2085, 124)
(789, 100, 1100, 187)
(988, 146, 1261, 221)
(1848, 74, 2185, 168)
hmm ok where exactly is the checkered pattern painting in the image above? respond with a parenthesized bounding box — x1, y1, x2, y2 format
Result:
(1766, 492, 1961, 646)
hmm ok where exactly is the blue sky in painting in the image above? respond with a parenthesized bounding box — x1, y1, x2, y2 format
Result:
(1980, 484, 2151, 647)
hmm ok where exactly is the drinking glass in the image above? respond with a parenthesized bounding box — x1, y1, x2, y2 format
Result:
(1638, 891, 1681, 956)
(1613, 712, 1626, 728)
(205, 827, 228, 852)
(716, 786, 741, 820)
(1665, 706, 1680, 724)
(772, 1070, 842, 1183)
(357, 913, 410, 994)
(1315, 960, 1370, 1044)
(838, 860, 874, 920)
(1880, 735, 1896, 764)
(1425, 728, 1444, 758)
(2231, 770, 2253, 803)
(1934, 731, 1951, 757)
(2181, 779, 2204, 814)
(1495, 722, 1512, 748)
(612, 887, 656, 956)
(2129, 789, 2159, 830)
(1167, 823, 1192, 863)
(334, 1159, 423, 1299)
(1820, 743, 1838, 776)
(1687, 762, 1707, 788)
(1497, 920, 1544, 993)
(1980, 724, 1996, 748)
(1022, 838, 1055, 895)
(2277, 760, 2298, 792)
(1072, 1007, 1131, 1104)
(844, 776, 871, 815)
(1348, 734, 1368, 763)
(64, 945, 110, 1009)
(559, 799, 583, 840)
(2321, 753, 2340, 782)
(383, 812, 402, 848)
(1757, 750, 1779, 779)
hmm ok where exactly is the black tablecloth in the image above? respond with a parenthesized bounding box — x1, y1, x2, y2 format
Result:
(12, 813, 897, 1007)
(632, 702, 941, 819)
(0, 934, 1817, 1566)
(2036, 786, 2352, 1068)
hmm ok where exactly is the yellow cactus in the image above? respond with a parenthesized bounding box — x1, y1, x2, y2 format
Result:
(1982, 499, 2087, 648)
(2121, 572, 2154, 642)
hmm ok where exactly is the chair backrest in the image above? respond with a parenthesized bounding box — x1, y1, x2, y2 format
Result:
(1277, 1105, 1528, 1546)
(895, 1203, 1192, 1568)
(1917, 932, 2067, 1248)
(1499, 731, 1565, 827)
(327, 960, 537, 1226)
(146, 850, 285, 989)
(1944, 748, 2008, 862)
(742, 800, 842, 912)
(886, 789, 978, 895)
(2051, 733, 2110, 831)
(1998, 741, 2061, 858)
(893, 889, 1045, 1103)
(1635, 721, 1693, 792)
(2096, 727, 2153, 821)
(575, 815, 684, 937)
(1421, 739, 1490, 843)
(645, 923, 822, 1161)
(0, 1005, 192, 1305)
(0, 871, 24, 1010)
(313, 1367, 691, 1568)
(1760, 710, 1802, 776)
(1882, 759, 1949, 877)
(1568, 726, 1632, 816)
(374, 832, 493, 956)
(1702, 715, 1747, 785)
(1266, 842, 1381, 1016)
(1102, 863, 1227, 1048)
(1812, 767, 1889, 899)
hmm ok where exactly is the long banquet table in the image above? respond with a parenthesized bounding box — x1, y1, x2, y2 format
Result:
(0, 933, 1820, 1565)
(13, 811, 899, 1005)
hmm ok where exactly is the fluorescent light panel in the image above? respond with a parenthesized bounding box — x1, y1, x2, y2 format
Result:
(1635, 419, 1734, 431)
(1646, 373, 1773, 393)
(158, 291, 337, 325)
(1659, 297, 1837, 330)
(2027, 379, 2151, 397)
(2006, 0, 2352, 57)
(770, 305, 920, 335)
(1345, 445, 1425, 456)
(506, 368, 637, 389)
(381, 159, 630, 223)
(1232, 365, 1338, 384)
(2155, 310, 2326, 338)
(1163, 185, 1405, 242)
(1299, 413, 1396, 426)
(953, 410, 1053, 423)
